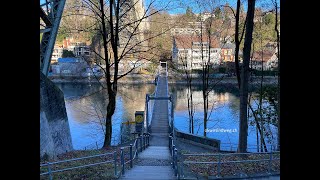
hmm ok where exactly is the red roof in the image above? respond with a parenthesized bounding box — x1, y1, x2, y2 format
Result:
(251, 50, 275, 62)
(174, 35, 220, 49)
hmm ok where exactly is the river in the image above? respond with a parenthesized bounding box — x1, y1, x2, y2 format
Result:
(55, 82, 278, 152)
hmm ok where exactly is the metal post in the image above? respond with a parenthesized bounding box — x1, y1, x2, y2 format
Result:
(146, 94, 149, 132)
(135, 138, 139, 158)
(140, 135, 143, 152)
(120, 148, 125, 175)
(217, 153, 221, 177)
(172, 145, 176, 169)
(146, 134, 149, 148)
(47, 162, 53, 180)
(268, 151, 273, 174)
(171, 97, 174, 134)
(114, 151, 117, 176)
(130, 144, 133, 168)
(171, 139, 174, 155)
(180, 158, 184, 178)
(171, 95, 174, 121)
(174, 148, 178, 176)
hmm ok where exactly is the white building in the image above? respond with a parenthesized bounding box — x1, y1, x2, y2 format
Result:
(195, 12, 215, 22)
(74, 46, 91, 57)
(51, 47, 63, 63)
(251, 49, 278, 70)
(170, 22, 206, 36)
(172, 35, 221, 70)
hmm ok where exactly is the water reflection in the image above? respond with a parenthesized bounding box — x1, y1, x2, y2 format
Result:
(55, 83, 277, 152)
(171, 84, 278, 152)
(55, 83, 155, 150)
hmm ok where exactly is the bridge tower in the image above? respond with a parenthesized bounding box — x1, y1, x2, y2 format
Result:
(40, 0, 66, 76)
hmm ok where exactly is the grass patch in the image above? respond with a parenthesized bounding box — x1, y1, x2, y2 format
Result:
(182, 152, 280, 178)
(40, 147, 125, 180)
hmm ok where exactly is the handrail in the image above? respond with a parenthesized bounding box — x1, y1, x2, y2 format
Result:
(183, 151, 280, 156)
(147, 68, 160, 127)
(182, 151, 280, 178)
(40, 134, 151, 179)
(40, 151, 116, 179)
(40, 152, 114, 166)
(117, 134, 150, 176)
(40, 160, 115, 175)
(183, 158, 280, 164)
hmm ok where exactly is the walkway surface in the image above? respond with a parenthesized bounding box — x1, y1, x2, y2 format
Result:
(120, 73, 176, 180)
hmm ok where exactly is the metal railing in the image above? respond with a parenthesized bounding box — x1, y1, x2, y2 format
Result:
(40, 134, 150, 179)
(219, 144, 280, 153)
(40, 151, 116, 180)
(181, 151, 280, 178)
(146, 66, 161, 131)
(169, 134, 182, 179)
(118, 133, 150, 176)
(82, 140, 103, 150)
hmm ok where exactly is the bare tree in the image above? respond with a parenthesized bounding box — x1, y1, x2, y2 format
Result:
(79, 0, 170, 147)
(238, 0, 256, 153)
(171, 0, 231, 137)
(181, 51, 196, 134)
(222, 0, 247, 89)
(273, 0, 280, 151)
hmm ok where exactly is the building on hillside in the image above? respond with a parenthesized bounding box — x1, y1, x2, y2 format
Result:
(220, 42, 235, 63)
(170, 22, 206, 36)
(172, 35, 221, 70)
(194, 12, 215, 22)
(74, 46, 91, 57)
(51, 57, 89, 76)
(251, 50, 278, 71)
(51, 47, 63, 64)
(264, 42, 278, 51)
(63, 37, 91, 57)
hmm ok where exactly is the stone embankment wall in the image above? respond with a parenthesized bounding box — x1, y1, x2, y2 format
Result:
(40, 72, 73, 159)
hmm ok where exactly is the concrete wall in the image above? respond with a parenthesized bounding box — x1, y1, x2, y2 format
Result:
(173, 128, 220, 150)
(40, 72, 73, 159)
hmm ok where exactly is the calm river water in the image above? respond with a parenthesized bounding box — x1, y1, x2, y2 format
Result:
(55, 82, 278, 151)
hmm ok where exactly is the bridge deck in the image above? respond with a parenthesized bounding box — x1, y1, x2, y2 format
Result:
(120, 74, 175, 179)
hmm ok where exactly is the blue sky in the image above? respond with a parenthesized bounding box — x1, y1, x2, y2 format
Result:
(144, 0, 280, 14)
(41, 0, 279, 14)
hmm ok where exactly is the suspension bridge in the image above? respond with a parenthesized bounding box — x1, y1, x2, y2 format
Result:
(120, 64, 175, 179)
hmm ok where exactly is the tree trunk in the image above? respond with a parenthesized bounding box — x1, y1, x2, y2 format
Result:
(238, 0, 256, 153)
(187, 84, 194, 134)
(103, 92, 116, 147)
(234, 0, 242, 89)
(203, 94, 208, 137)
(100, 0, 114, 148)
(274, 0, 280, 151)
(191, 91, 194, 134)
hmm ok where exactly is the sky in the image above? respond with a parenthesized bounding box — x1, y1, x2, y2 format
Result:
(145, 0, 280, 14)
(40, 0, 280, 14)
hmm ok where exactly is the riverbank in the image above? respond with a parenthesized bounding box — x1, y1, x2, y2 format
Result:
(49, 74, 278, 85)
(48, 74, 156, 84)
